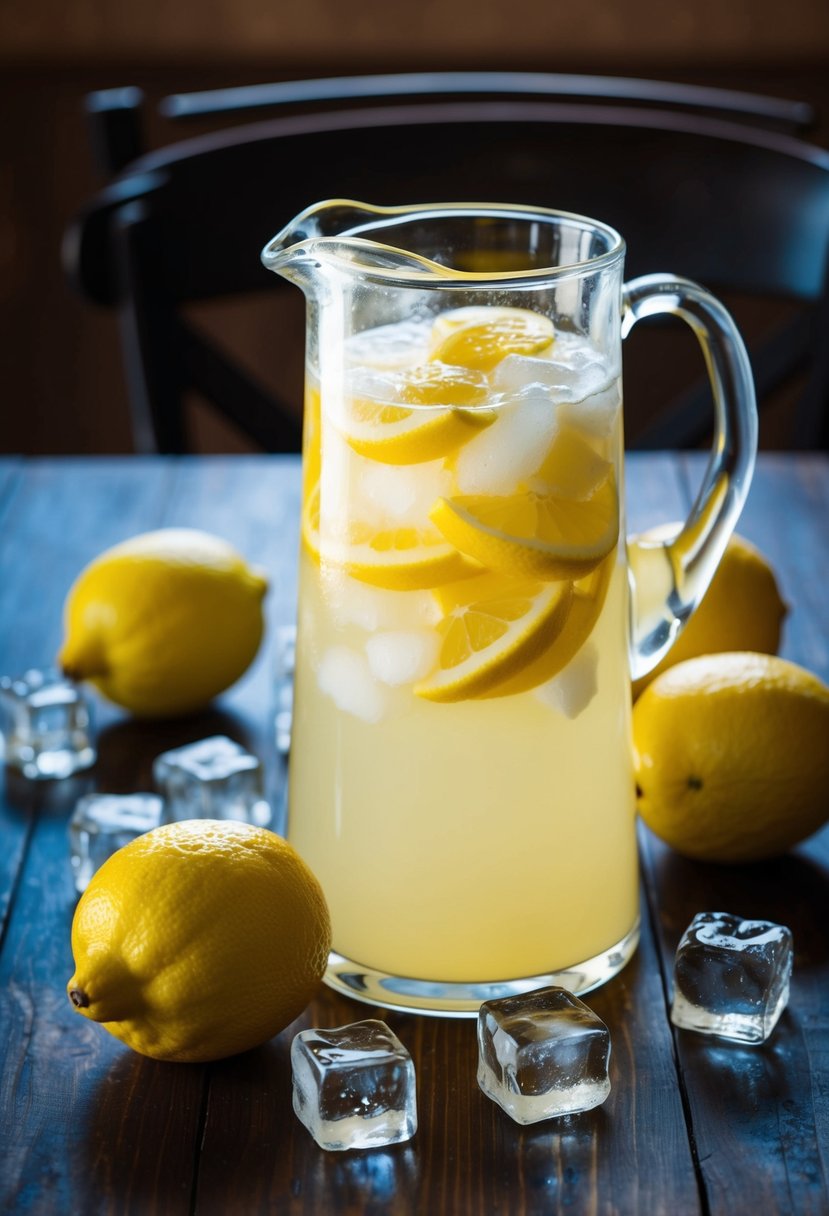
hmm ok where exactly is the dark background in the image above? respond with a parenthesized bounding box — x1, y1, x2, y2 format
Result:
(2, 0, 828, 455)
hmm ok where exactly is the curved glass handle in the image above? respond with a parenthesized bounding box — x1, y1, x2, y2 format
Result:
(624, 273, 758, 681)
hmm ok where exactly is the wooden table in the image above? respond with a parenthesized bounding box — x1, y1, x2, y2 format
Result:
(1, 453, 827, 1216)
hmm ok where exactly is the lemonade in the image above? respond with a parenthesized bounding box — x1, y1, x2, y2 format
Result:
(288, 306, 640, 995)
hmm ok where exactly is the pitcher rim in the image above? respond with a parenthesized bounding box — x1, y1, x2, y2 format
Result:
(261, 199, 626, 287)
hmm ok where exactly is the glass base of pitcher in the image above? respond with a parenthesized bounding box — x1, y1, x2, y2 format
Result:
(323, 917, 640, 1017)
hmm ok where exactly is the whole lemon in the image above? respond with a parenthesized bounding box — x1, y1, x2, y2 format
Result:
(59, 529, 268, 717)
(67, 820, 331, 1062)
(634, 652, 829, 863)
(631, 529, 787, 697)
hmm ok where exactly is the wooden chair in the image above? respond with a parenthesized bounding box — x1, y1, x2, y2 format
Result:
(63, 72, 829, 453)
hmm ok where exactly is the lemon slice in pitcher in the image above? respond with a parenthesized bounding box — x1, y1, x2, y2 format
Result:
(302, 481, 479, 591)
(415, 573, 573, 702)
(430, 469, 619, 581)
(430, 310, 554, 372)
(480, 556, 614, 698)
(341, 364, 495, 465)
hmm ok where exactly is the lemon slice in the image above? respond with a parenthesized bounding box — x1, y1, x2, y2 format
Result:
(341, 363, 495, 465)
(481, 556, 614, 697)
(430, 310, 554, 372)
(429, 306, 553, 352)
(302, 481, 479, 591)
(430, 469, 619, 580)
(415, 573, 573, 702)
(533, 426, 613, 499)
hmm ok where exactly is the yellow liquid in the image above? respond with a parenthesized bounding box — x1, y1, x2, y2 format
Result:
(288, 316, 639, 984)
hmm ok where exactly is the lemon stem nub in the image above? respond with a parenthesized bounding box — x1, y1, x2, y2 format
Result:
(69, 988, 90, 1009)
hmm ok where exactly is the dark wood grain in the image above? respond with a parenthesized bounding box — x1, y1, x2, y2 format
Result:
(1, 455, 827, 1216)
(0, 459, 206, 1215)
(640, 453, 829, 1216)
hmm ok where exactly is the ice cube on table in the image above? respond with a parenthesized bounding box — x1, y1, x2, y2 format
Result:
(273, 624, 296, 757)
(0, 668, 95, 780)
(292, 1020, 417, 1151)
(671, 911, 793, 1044)
(152, 735, 271, 827)
(69, 793, 164, 892)
(477, 986, 611, 1124)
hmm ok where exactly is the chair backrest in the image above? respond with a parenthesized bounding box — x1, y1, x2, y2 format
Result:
(64, 74, 829, 452)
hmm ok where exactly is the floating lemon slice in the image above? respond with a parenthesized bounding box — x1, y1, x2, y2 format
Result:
(430, 470, 619, 581)
(481, 555, 614, 697)
(415, 573, 573, 702)
(340, 363, 495, 465)
(533, 426, 613, 499)
(430, 310, 554, 372)
(429, 306, 553, 353)
(302, 481, 479, 591)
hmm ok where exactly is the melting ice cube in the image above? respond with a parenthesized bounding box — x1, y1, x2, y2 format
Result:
(477, 986, 611, 1124)
(671, 911, 793, 1044)
(292, 1020, 417, 1151)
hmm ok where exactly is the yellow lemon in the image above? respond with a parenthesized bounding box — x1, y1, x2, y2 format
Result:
(480, 556, 613, 698)
(67, 820, 331, 1063)
(302, 480, 479, 591)
(430, 470, 619, 581)
(340, 362, 495, 465)
(631, 528, 787, 697)
(59, 529, 267, 718)
(428, 305, 555, 353)
(633, 652, 829, 862)
(414, 573, 573, 702)
(430, 309, 554, 371)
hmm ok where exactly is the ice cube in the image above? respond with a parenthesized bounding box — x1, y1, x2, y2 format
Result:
(477, 986, 611, 1124)
(292, 1019, 417, 1151)
(328, 578, 438, 632)
(273, 624, 296, 757)
(671, 911, 793, 1044)
(152, 736, 272, 827)
(558, 382, 623, 441)
(452, 385, 558, 494)
(358, 459, 451, 525)
(0, 668, 95, 780)
(69, 793, 164, 893)
(494, 340, 613, 404)
(317, 646, 388, 723)
(345, 319, 431, 370)
(535, 644, 599, 718)
(365, 631, 439, 686)
(342, 365, 402, 405)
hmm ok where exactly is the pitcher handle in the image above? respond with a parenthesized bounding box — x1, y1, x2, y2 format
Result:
(623, 273, 758, 681)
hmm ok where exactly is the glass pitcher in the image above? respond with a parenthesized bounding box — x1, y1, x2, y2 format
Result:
(262, 201, 756, 1016)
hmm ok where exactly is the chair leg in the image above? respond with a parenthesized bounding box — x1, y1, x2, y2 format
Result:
(113, 201, 189, 455)
(85, 88, 146, 177)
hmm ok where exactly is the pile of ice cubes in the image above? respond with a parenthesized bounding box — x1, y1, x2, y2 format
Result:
(0, 669, 280, 888)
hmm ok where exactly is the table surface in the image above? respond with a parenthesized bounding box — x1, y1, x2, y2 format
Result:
(1, 453, 827, 1216)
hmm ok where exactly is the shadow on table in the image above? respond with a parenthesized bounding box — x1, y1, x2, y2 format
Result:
(646, 837, 829, 967)
(94, 705, 259, 791)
